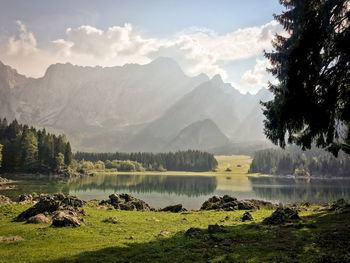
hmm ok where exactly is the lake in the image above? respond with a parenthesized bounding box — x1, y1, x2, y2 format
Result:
(1, 173, 350, 209)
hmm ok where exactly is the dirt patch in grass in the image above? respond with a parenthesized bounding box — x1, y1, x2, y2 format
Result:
(0, 236, 24, 242)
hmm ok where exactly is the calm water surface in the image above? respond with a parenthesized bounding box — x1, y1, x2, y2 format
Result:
(1, 173, 350, 209)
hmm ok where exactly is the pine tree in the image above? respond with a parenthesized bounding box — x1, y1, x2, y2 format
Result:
(55, 152, 66, 173)
(0, 144, 2, 168)
(64, 142, 72, 166)
(20, 129, 39, 171)
(263, 0, 350, 156)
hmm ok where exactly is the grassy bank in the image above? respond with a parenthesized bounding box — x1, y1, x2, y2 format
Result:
(91, 155, 254, 177)
(0, 202, 349, 263)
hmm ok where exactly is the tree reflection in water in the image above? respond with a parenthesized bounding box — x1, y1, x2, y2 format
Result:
(67, 174, 217, 197)
(2, 173, 350, 208)
(248, 176, 350, 204)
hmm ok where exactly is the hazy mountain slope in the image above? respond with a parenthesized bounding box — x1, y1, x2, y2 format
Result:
(123, 75, 271, 152)
(123, 75, 239, 151)
(0, 61, 31, 120)
(234, 88, 273, 141)
(162, 119, 230, 151)
(0, 58, 272, 153)
(1, 58, 208, 131)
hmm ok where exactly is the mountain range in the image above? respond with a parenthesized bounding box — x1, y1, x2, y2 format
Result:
(0, 58, 273, 153)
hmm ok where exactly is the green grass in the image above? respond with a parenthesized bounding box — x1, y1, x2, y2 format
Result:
(1, 203, 349, 263)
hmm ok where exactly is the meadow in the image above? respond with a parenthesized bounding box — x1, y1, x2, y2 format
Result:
(0, 201, 349, 262)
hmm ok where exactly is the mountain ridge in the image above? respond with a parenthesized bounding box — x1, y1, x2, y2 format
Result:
(0, 58, 271, 153)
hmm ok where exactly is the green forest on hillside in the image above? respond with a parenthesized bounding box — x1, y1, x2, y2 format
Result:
(0, 119, 72, 173)
(249, 147, 350, 177)
(74, 150, 218, 172)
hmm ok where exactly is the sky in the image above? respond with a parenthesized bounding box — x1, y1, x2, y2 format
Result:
(0, 0, 286, 94)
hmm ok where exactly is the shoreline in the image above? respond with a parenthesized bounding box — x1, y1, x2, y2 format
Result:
(2, 171, 350, 180)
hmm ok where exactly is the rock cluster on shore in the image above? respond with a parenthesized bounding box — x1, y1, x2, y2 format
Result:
(100, 193, 152, 211)
(2, 191, 349, 232)
(200, 195, 276, 211)
(16, 193, 86, 227)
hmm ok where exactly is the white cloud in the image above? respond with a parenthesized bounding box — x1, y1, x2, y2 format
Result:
(0, 20, 283, 91)
(149, 20, 283, 79)
(240, 58, 272, 93)
(6, 21, 38, 56)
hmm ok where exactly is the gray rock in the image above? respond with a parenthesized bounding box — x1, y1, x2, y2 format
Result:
(16, 193, 85, 222)
(237, 200, 256, 210)
(263, 207, 300, 225)
(222, 195, 237, 202)
(160, 204, 184, 213)
(51, 211, 81, 227)
(0, 195, 13, 204)
(17, 197, 60, 221)
(18, 194, 33, 204)
(101, 193, 151, 211)
(27, 214, 51, 224)
(329, 198, 349, 211)
(109, 194, 122, 203)
(200, 195, 259, 211)
(242, 212, 254, 222)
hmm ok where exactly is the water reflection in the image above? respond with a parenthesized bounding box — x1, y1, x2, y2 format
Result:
(1, 173, 350, 209)
(0, 174, 69, 200)
(248, 176, 350, 204)
(67, 174, 217, 197)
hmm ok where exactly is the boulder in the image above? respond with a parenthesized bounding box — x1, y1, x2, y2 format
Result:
(0, 195, 13, 204)
(53, 193, 65, 200)
(329, 198, 350, 211)
(119, 203, 136, 211)
(27, 214, 51, 224)
(263, 207, 300, 225)
(16, 193, 85, 223)
(18, 194, 33, 204)
(61, 196, 85, 207)
(200, 195, 258, 211)
(242, 212, 254, 222)
(119, 193, 133, 202)
(109, 194, 122, 203)
(17, 197, 60, 221)
(209, 195, 222, 203)
(283, 207, 300, 220)
(237, 200, 256, 210)
(221, 202, 237, 210)
(100, 193, 151, 211)
(52, 211, 81, 227)
(160, 204, 184, 213)
(222, 195, 237, 202)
